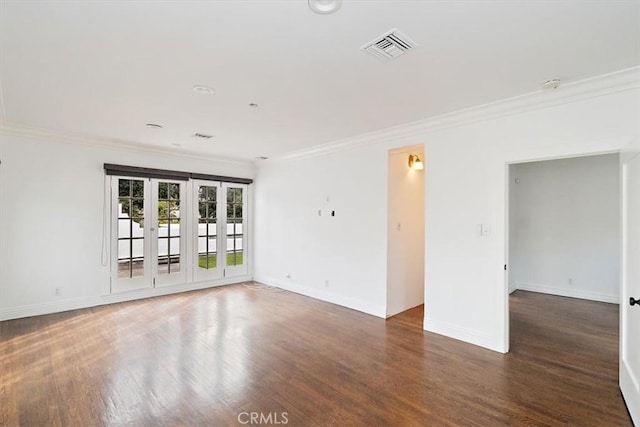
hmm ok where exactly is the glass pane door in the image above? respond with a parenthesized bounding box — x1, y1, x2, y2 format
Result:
(111, 177, 151, 292)
(153, 180, 186, 287)
(193, 181, 222, 282)
(223, 183, 248, 277)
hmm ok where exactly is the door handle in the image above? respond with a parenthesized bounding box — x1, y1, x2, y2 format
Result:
(631, 297, 639, 306)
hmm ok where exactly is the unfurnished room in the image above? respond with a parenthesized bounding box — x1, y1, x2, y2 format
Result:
(0, 1, 639, 425)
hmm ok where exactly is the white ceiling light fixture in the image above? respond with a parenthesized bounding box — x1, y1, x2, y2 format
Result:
(308, 0, 342, 15)
(192, 85, 214, 95)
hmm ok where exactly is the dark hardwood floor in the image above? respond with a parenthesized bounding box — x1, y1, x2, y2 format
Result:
(0, 284, 631, 426)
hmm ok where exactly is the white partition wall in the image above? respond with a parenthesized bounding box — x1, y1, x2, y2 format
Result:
(254, 69, 640, 353)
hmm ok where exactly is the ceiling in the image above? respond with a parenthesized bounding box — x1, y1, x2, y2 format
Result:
(1, 0, 639, 161)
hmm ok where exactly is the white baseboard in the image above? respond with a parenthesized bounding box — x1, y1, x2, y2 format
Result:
(423, 317, 506, 354)
(0, 275, 253, 321)
(255, 275, 386, 318)
(514, 283, 619, 304)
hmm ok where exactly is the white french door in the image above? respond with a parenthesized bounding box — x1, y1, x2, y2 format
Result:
(111, 176, 150, 292)
(112, 176, 249, 293)
(111, 176, 187, 293)
(222, 182, 249, 277)
(193, 180, 248, 282)
(151, 179, 187, 287)
(621, 152, 640, 425)
(193, 180, 222, 282)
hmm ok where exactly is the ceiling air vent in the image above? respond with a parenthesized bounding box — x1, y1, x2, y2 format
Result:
(361, 28, 417, 62)
(193, 133, 214, 139)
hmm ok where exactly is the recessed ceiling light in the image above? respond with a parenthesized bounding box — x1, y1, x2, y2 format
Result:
(171, 143, 182, 147)
(308, 0, 342, 14)
(193, 133, 214, 139)
(249, 103, 259, 108)
(542, 79, 561, 89)
(145, 123, 163, 129)
(192, 85, 214, 94)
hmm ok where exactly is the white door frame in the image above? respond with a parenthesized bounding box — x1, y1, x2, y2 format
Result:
(503, 162, 511, 353)
(620, 151, 640, 424)
(110, 175, 152, 293)
(222, 182, 249, 278)
(503, 150, 621, 353)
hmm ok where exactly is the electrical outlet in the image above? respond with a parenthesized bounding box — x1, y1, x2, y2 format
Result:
(568, 278, 573, 285)
(55, 287, 62, 296)
(478, 224, 490, 237)
(285, 273, 291, 279)
(324, 280, 329, 287)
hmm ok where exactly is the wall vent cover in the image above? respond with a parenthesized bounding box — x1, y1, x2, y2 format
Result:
(361, 28, 417, 61)
(193, 133, 214, 139)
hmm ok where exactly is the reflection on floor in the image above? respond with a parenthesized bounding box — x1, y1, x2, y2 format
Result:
(0, 285, 631, 425)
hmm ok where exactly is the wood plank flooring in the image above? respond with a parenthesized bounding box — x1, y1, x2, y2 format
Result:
(0, 285, 632, 426)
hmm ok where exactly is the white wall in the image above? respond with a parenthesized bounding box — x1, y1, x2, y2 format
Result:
(253, 149, 389, 316)
(255, 68, 640, 353)
(386, 145, 425, 317)
(2, 69, 637, 355)
(509, 154, 620, 303)
(0, 131, 254, 320)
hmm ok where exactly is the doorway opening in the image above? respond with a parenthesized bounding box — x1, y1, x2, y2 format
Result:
(505, 151, 640, 424)
(507, 153, 621, 346)
(386, 144, 425, 322)
(507, 153, 620, 305)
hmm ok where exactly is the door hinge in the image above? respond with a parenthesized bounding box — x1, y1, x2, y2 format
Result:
(504, 264, 507, 271)
(153, 277, 156, 286)
(223, 269, 226, 278)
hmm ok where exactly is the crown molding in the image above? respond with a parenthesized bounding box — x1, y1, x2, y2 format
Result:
(273, 66, 640, 161)
(0, 120, 255, 170)
(2, 67, 637, 166)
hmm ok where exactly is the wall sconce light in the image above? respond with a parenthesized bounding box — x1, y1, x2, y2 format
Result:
(408, 154, 424, 170)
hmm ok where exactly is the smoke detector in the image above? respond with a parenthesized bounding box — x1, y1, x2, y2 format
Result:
(192, 85, 214, 95)
(361, 29, 417, 62)
(542, 79, 561, 90)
